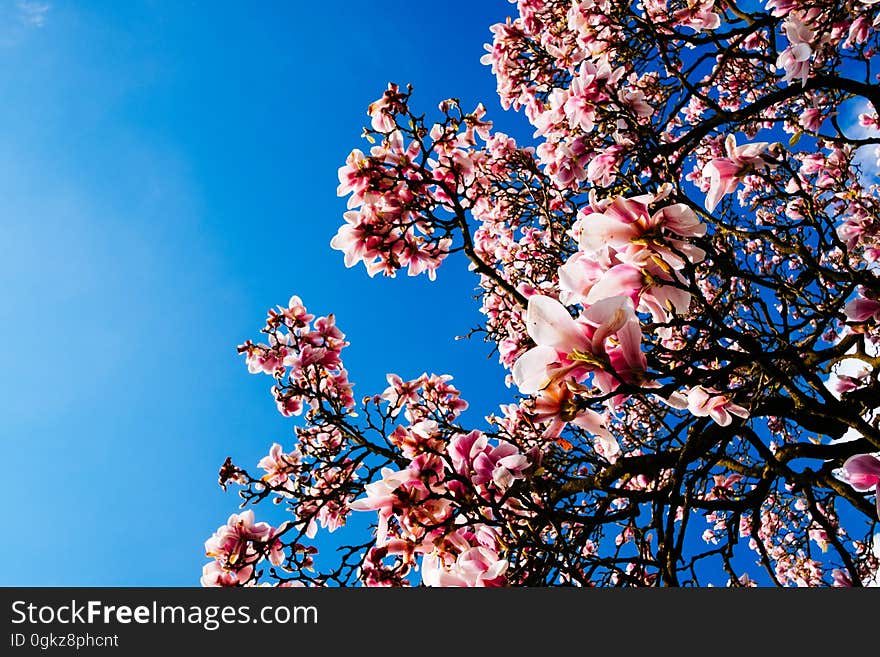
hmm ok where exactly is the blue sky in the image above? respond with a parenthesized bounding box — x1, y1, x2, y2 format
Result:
(0, 0, 522, 585)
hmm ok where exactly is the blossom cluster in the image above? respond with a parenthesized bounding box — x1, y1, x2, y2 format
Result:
(206, 0, 880, 587)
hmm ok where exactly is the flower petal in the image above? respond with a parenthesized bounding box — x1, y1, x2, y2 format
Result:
(843, 454, 880, 491)
(526, 295, 587, 352)
(512, 345, 559, 395)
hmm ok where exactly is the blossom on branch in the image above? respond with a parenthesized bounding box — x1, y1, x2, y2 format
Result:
(208, 0, 880, 588)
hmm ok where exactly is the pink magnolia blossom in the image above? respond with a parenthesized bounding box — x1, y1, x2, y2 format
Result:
(474, 442, 530, 491)
(843, 454, 880, 491)
(583, 262, 693, 323)
(577, 195, 706, 269)
(776, 43, 812, 86)
(512, 294, 644, 396)
(422, 546, 508, 587)
(842, 454, 880, 518)
(448, 431, 531, 491)
(201, 560, 251, 587)
(708, 473, 744, 500)
(389, 420, 443, 459)
(348, 467, 418, 545)
(558, 251, 608, 306)
(531, 379, 618, 456)
(257, 442, 301, 489)
(619, 87, 654, 118)
(776, 15, 815, 85)
(827, 367, 871, 397)
(538, 138, 589, 186)
(686, 386, 749, 426)
(673, 0, 721, 32)
(765, 0, 796, 17)
(583, 263, 644, 306)
(366, 83, 405, 132)
(204, 510, 272, 563)
(702, 134, 773, 212)
(202, 510, 281, 585)
(448, 430, 489, 477)
(563, 58, 624, 133)
(859, 112, 880, 130)
(330, 209, 383, 270)
(266, 527, 287, 567)
(275, 295, 314, 328)
(245, 336, 288, 375)
(845, 294, 880, 322)
(336, 148, 370, 206)
(846, 16, 871, 47)
(381, 373, 424, 415)
(798, 107, 823, 133)
(586, 144, 624, 186)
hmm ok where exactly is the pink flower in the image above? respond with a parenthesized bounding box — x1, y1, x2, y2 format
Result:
(366, 83, 405, 132)
(448, 430, 489, 477)
(842, 454, 880, 518)
(584, 263, 643, 306)
(686, 386, 749, 426)
(512, 294, 644, 396)
(842, 454, 880, 490)
(473, 442, 530, 491)
(577, 195, 706, 268)
(422, 547, 508, 587)
(776, 43, 812, 85)
(832, 568, 853, 587)
(578, 260, 689, 322)
(276, 295, 314, 328)
(266, 527, 287, 567)
(575, 259, 691, 323)
(673, 0, 721, 32)
(380, 373, 423, 415)
(330, 209, 379, 270)
(459, 102, 493, 145)
(702, 134, 773, 212)
(709, 473, 743, 500)
(563, 59, 624, 133)
(558, 251, 608, 306)
(619, 88, 654, 118)
(702, 158, 741, 212)
(765, 0, 796, 17)
(257, 443, 301, 489)
(586, 144, 624, 186)
(203, 510, 278, 583)
(336, 149, 370, 203)
(859, 112, 880, 130)
(798, 107, 823, 133)
(531, 379, 618, 456)
(245, 338, 288, 375)
(846, 16, 871, 47)
(201, 560, 251, 587)
(349, 467, 417, 545)
(389, 420, 442, 459)
(204, 510, 272, 562)
(844, 294, 880, 322)
(776, 15, 814, 85)
(448, 432, 531, 491)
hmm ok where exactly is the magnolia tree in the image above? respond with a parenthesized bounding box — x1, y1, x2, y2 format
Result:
(203, 0, 880, 587)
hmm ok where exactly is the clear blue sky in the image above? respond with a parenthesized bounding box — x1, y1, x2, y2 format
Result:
(0, 0, 523, 585)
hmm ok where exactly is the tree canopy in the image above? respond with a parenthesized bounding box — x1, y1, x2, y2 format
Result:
(204, 0, 880, 587)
